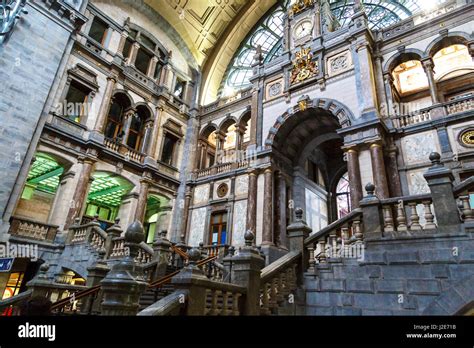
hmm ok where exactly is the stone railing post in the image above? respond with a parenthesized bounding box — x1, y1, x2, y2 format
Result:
(359, 183, 383, 240)
(423, 152, 461, 231)
(100, 221, 148, 316)
(105, 219, 123, 259)
(152, 230, 172, 281)
(82, 249, 110, 314)
(170, 248, 211, 315)
(228, 231, 265, 316)
(287, 207, 312, 271)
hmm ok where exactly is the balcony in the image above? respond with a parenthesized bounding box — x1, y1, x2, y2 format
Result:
(103, 137, 145, 163)
(195, 160, 249, 179)
(392, 95, 474, 129)
(9, 216, 59, 242)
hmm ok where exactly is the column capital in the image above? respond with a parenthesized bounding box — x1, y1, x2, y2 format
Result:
(107, 72, 119, 83)
(421, 57, 435, 71)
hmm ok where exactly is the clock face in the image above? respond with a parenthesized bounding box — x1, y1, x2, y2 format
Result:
(293, 20, 312, 40)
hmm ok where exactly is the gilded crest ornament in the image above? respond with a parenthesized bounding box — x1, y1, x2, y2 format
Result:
(460, 129, 474, 146)
(290, 47, 319, 85)
(289, 0, 314, 16)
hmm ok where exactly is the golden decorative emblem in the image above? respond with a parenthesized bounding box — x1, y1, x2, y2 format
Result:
(290, 47, 319, 85)
(217, 183, 229, 198)
(290, 0, 314, 16)
(460, 129, 474, 146)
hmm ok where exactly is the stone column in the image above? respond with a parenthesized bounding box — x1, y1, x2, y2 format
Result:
(128, 42, 140, 66)
(369, 143, 390, 199)
(134, 173, 152, 223)
(386, 144, 402, 197)
(117, 29, 129, 59)
(346, 148, 363, 208)
(65, 155, 95, 228)
(140, 121, 153, 154)
(235, 124, 245, 151)
(147, 105, 164, 160)
(374, 54, 388, 117)
(228, 231, 265, 315)
(353, 39, 378, 116)
(423, 152, 461, 231)
(262, 167, 274, 246)
(180, 188, 192, 242)
(275, 172, 288, 249)
(147, 57, 159, 79)
(101, 221, 148, 316)
(246, 169, 258, 235)
(249, 87, 259, 147)
(216, 131, 226, 164)
(194, 141, 203, 170)
(383, 73, 396, 119)
(94, 74, 117, 133)
(121, 108, 135, 145)
(422, 58, 440, 104)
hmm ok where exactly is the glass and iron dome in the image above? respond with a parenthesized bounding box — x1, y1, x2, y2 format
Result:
(222, 0, 429, 92)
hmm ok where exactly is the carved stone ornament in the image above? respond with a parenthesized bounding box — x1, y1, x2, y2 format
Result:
(290, 47, 319, 85)
(289, 0, 314, 16)
(460, 129, 474, 147)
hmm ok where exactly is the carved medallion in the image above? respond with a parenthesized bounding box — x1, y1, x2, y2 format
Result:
(460, 129, 474, 147)
(217, 183, 229, 198)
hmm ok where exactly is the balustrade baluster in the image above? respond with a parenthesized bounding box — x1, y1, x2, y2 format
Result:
(460, 196, 474, 222)
(408, 202, 422, 230)
(307, 245, 315, 272)
(318, 240, 327, 262)
(422, 201, 437, 229)
(382, 205, 395, 232)
(396, 203, 408, 231)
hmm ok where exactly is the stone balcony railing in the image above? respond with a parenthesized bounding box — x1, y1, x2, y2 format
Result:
(195, 160, 249, 179)
(392, 95, 474, 129)
(104, 137, 145, 163)
(9, 216, 59, 242)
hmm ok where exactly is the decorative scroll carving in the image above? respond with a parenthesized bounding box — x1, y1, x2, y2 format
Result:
(290, 47, 319, 85)
(327, 51, 353, 76)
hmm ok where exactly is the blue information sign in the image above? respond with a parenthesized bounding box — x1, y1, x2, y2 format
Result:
(0, 258, 14, 272)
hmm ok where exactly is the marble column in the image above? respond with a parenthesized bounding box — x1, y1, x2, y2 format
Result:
(374, 54, 388, 117)
(422, 58, 440, 104)
(180, 188, 192, 241)
(134, 173, 151, 223)
(354, 39, 378, 116)
(194, 141, 203, 170)
(369, 143, 390, 199)
(216, 131, 226, 164)
(275, 172, 288, 249)
(128, 42, 140, 66)
(383, 73, 396, 119)
(121, 108, 135, 146)
(246, 169, 258, 235)
(262, 167, 274, 246)
(65, 156, 95, 228)
(386, 145, 402, 197)
(117, 29, 129, 59)
(94, 74, 117, 133)
(140, 121, 153, 155)
(148, 105, 164, 159)
(249, 87, 259, 146)
(147, 56, 159, 79)
(346, 148, 363, 208)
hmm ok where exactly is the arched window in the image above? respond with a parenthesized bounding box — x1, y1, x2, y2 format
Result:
(433, 44, 474, 81)
(336, 173, 351, 219)
(392, 60, 428, 95)
(104, 94, 131, 140)
(127, 105, 150, 151)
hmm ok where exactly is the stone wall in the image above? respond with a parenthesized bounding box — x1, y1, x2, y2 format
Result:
(0, 2, 74, 234)
(304, 231, 474, 315)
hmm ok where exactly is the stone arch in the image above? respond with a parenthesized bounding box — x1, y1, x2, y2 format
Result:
(111, 89, 134, 108)
(135, 102, 154, 120)
(237, 107, 251, 127)
(383, 48, 426, 74)
(218, 115, 239, 133)
(265, 97, 354, 150)
(425, 32, 471, 58)
(33, 148, 74, 172)
(297, 133, 343, 168)
(423, 274, 474, 315)
(199, 123, 218, 139)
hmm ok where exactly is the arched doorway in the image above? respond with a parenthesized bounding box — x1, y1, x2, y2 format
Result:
(267, 97, 353, 234)
(83, 172, 133, 230)
(143, 194, 171, 244)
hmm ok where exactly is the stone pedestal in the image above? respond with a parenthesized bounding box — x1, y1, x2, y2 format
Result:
(82, 250, 110, 314)
(423, 152, 461, 232)
(359, 183, 383, 241)
(100, 221, 148, 316)
(26, 263, 52, 299)
(152, 231, 172, 281)
(229, 231, 265, 315)
(287, 208, 312, 271)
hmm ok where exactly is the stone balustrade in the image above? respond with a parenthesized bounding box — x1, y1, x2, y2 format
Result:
(445, 95, 474, 116)
(9, 216, 59, 242)
(103, 137, 145, 163)
(109, 237, 153, 264)
(259, 251, 300, 315)
(380, 195, 437, 233)
(195, 160, 249, 179)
